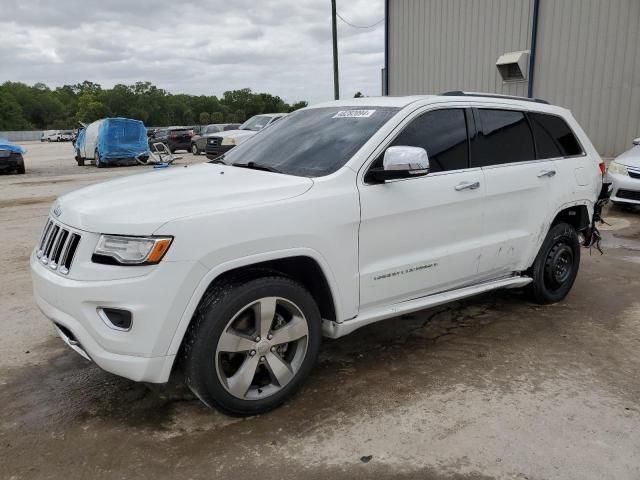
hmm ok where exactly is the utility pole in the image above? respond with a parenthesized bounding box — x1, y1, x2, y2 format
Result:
(331, 0, 340, 100)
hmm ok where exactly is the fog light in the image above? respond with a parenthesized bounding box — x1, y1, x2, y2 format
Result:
(98, 308, 132, 331)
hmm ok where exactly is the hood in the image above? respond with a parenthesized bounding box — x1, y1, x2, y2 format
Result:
(54, 163, 313, 235)
(614, 145, 640, 168)
(212, 129, 257, 143)
(0, 138, 25, 154)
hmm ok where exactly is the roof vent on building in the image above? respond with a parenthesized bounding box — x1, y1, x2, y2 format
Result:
(496, 51, 530, 82)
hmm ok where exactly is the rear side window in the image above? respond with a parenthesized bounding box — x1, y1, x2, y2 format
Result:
(389, 108, 469, 173)
(473, 109, 535, 166)
(528, 112, 583, 158)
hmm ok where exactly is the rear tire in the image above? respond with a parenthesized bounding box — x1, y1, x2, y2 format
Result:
(183, 274, 322, 415)
(17, 159, 25, 174)
(526, 222, 580, 304)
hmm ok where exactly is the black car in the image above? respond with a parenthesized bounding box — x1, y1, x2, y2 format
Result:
(190, 124, 240, 155)
(148, 127, 193, 153)
(0, 142, 25, 174)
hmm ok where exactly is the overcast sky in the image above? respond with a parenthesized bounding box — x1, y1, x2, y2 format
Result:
(1, 0, 385, 105)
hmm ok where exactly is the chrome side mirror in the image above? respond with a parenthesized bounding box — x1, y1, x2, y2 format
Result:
(633, 137, 640, 146)
(368, 146, 429, 182)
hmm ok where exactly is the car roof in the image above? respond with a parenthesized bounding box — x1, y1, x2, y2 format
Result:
(310, 96, 432, 109)
(308, 93, 568, 115)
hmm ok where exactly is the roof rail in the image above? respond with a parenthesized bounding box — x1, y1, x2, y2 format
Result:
(440, 91, 550, 105)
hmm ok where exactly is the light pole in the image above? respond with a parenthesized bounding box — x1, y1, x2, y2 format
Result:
(331, 0, 340, 100)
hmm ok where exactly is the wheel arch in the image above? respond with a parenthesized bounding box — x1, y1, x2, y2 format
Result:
(166, 249, 342, 359)
(550, 202, 592, 232)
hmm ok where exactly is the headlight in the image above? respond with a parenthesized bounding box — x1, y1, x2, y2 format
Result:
(221, 137, 237, 146)
(93, 235, 172, 265)
(607, 161, 628, 176)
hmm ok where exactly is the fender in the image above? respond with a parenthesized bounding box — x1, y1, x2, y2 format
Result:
(165, 247, 344, 356)
(525, 198, 595, 269)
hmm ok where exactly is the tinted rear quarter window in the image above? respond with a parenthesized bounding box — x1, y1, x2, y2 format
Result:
(387, 108, 469, 173)
(473, 109, 535, 167)
(528, 112, 583, 158)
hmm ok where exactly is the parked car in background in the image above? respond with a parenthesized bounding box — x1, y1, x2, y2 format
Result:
(606, 137, 640, 206)
(41, 130, 55, 142)
(149, 127, 192, 153)
(190, 123, 240, 155)
(46, 130, 64, 142)
(74, 118, 148, 167)
(31, 94, 608, 415)
(0, 138, 26, 174)
(205, 113, 286, 159)
(60, 130, 74, 142)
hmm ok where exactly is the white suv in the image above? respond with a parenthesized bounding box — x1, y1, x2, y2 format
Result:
(31, 93, 607, 415)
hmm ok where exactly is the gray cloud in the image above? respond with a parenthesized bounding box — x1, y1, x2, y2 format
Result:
(0, 0, 385, 103)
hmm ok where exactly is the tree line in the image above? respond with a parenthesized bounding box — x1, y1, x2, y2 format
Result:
(0, 81, 309, 130)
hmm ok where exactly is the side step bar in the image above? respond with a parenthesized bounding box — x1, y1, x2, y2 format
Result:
(322, 276, 532, 339)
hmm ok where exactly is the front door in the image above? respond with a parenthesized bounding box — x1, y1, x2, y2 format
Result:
(358, 108, 487, 311)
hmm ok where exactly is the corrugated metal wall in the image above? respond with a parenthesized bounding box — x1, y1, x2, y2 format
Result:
(533, 0, 640, 156)
(388, 0, 640, 156)
(388, 0, 533, 98)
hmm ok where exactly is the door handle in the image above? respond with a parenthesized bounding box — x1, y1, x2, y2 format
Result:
(454, 181, 480, 191)
(537, 169, 557, 178)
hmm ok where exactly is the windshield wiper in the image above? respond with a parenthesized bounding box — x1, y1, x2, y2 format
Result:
(233, 161, 281, 174)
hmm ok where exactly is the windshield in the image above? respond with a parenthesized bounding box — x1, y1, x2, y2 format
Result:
(239, 115, 274, 131)
(223, 107, 399, 177)
(205, 125, 221, 134)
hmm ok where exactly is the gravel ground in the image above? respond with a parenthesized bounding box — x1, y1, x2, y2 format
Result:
(1, 141, 639, 480)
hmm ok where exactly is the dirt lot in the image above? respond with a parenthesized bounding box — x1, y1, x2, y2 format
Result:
(1, 141, 639, 480)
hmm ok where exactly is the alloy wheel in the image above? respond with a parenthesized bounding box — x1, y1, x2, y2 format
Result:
(215, 297, 309, 400)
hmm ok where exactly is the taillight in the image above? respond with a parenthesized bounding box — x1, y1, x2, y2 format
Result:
(599, 161, 606, 175)
(169, 132, 177, 138)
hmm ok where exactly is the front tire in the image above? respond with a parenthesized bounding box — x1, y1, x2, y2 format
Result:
(526, 222, 580, 304)
(183, 274, 321, 415)
(191, 143, 200, 155)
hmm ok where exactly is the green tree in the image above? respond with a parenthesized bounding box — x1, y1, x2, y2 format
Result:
(199, 112, 211, 125)
(289, 101, 308, 111)
(0, 81, 308, 130)
(235, 109, 246, 122)
(76, 93, 110, 123)
(0, 92, 31, 130)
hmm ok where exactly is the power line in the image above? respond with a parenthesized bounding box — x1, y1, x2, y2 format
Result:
(336, 12, 384, 29)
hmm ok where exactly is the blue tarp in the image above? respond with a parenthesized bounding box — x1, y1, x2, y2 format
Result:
(97, 118, 148, 161)
(74, 127, 86, 154)
(0, 138, 25, 154)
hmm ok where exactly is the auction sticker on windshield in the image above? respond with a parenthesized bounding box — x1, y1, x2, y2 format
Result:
(332, 110, 376, 118)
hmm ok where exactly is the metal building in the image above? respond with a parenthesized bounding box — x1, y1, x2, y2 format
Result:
(384, 0, 640, 156)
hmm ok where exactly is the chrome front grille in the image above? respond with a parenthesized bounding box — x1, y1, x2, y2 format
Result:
(628, 166, 640, 180)
(36, 218, 82, 275)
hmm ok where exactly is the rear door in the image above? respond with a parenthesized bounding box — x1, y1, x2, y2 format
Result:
(527, 112, 590, 209)
(358, 107, 487, 310)
(472, 108, 557, 277)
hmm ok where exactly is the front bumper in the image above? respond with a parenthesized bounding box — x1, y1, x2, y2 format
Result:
(606, 172, 640, 204)
(31, 251, 207, 383)
(0, 153, 24, 170)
